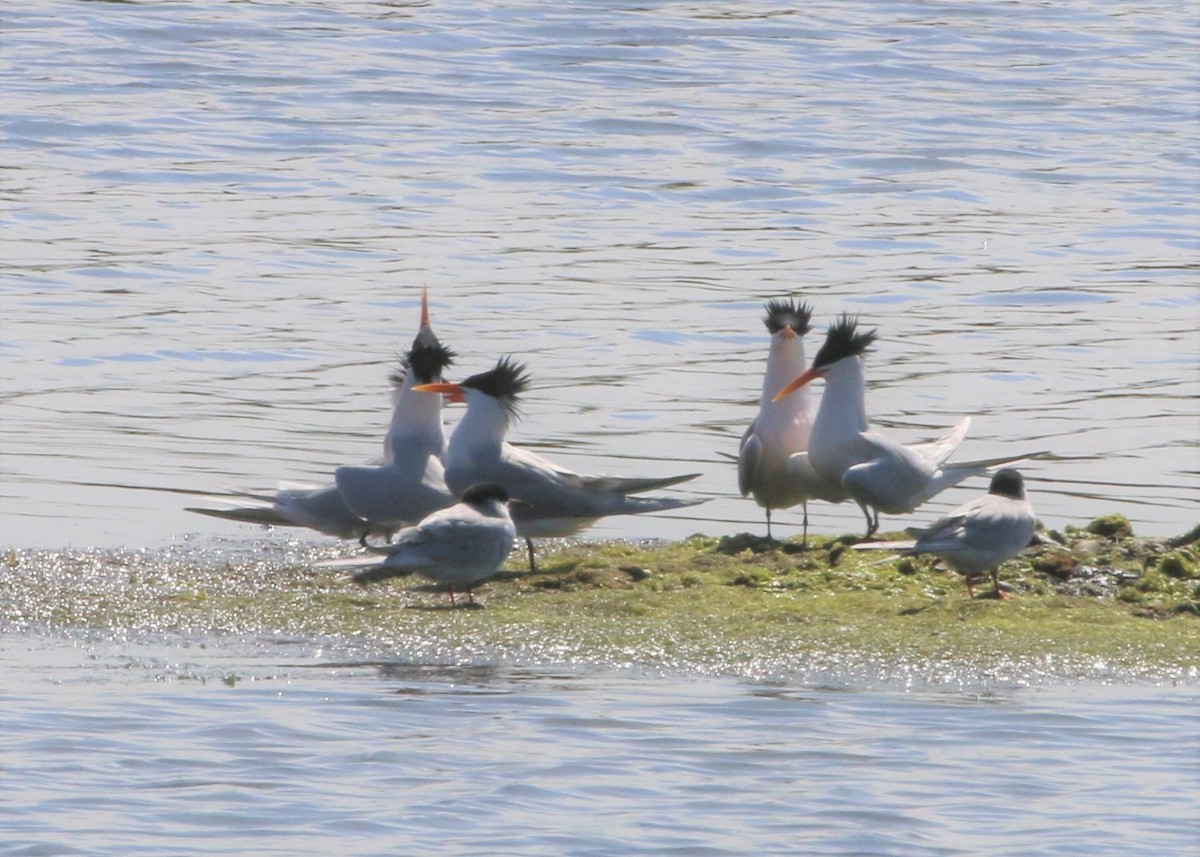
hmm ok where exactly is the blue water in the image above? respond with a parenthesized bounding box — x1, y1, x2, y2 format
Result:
(2, 633, 1197, 857)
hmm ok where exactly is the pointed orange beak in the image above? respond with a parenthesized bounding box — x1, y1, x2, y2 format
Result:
(413, 381, 464, 404)
(772, 367, 822, 402)
(780, 327, 796, 341)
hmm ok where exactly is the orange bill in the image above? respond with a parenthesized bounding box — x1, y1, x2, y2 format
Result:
(772, 367, 821, 403)
(413, 381, 465, 403)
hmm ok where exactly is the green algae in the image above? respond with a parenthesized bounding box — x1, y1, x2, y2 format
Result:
(1084, 513, 1135, 539)
(2, 519, 1197, 680)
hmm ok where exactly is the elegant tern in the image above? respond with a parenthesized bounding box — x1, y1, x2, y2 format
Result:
(333, 297, 457, 531)
(736, 298, 845, 542)
(415, 357, 705, 572)
(187, 288, 455, 543)
(329, 482, 519, 606)
(853, 468, 1037, 599)
(774, 315, 1045, 537)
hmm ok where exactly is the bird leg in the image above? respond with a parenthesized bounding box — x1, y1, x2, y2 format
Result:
(447, 585, 457, 606)
(525, 537, 538, 574)
(859, 503, 879, 538)
(990, 570, 1011, 601)
(801, 503, 809, 549)
(964, 577, 976, 599)
(765, 509, 773, 540)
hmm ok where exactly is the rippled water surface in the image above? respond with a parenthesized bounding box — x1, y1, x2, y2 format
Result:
(2, 633, 1197, 857)
(2, 0, 1197, 550)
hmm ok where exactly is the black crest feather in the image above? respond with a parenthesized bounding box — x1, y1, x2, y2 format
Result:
(405, 340, 456, 385)
(391, 329, 456, 387)
(763, 298, 813, 337)
(810, 314, 879, 371)
(462, 356, 531, 410)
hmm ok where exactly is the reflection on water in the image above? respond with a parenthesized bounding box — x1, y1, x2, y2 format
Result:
(2, 0, 1197, 549)
(2, 633, 1196, 857)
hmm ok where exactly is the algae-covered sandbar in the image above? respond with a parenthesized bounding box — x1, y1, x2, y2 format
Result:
(3, 517, 1197, 681)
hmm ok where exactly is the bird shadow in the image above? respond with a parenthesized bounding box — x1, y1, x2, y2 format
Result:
(404, 599, 485, 611)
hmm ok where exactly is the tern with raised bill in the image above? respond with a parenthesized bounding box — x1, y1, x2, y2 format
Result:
(736, 298, 846, 542)
(774, 314, 1045, 537)
(415, 357, 705, 572)
(853, 468, 1037, 599)
(331, 482, 520, 606)
(187, 288, 455, 543)
(333, 291, 457, 533)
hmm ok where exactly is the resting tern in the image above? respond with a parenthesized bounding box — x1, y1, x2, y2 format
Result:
(415, 357, 704, 572)
(736, 298, 845, 542)
(187, 289, 455, 543)
(333, 482, 519, 606)
(853, 468, 1037, 599)
(774, 314, 1044, 537)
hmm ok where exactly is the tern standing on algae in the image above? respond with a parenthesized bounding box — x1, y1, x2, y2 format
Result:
(737, 298, 851, 543)
(854, 468, 1039, 599)
(416, 357, 706, 573)
(774, 314, 1046, 538)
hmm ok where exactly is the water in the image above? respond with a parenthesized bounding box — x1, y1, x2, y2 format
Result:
(1, 633, 1196, 857)
(1, 0, 1197, 550)
(2, 4, 1198, 854)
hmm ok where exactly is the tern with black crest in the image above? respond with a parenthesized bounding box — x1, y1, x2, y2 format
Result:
(187, 288, 455, 542)
(333, 292, 457, 533)
(416, 358, 705, 572)
(736, 298, 846, 542)
(774, 315, 1045, 537)
(853, 468, 1037, 599)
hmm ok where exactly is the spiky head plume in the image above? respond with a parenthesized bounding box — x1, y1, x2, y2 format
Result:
(390, 328, 456, 388)
(763, 298, 813, 337)
(462, 356, 531, 415)
(810, 314, 878, 372)
(988, 469, 1026, 501)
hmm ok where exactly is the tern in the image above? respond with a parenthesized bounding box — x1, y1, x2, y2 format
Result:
(853, 468, 1037, 599)
(774, 314, 1044, 537)
(187, 289, 455, 543)
(333, 482, 520, 606)
(415, 357, 705, 572)
(736, 298, 846, 542)
(333, 295, 457, 532)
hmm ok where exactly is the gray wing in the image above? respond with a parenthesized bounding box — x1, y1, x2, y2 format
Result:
(576, 472, 701, 496)
(335, 457, 454, 528)
(843, 433, 936, 514)
(349, 518, 474, 582)
(908, 417, 970, 468)
(451, 443, 700, 520)
(909, 495, 1033, 560)
(187, 483, 368, 540)
(737, 430, 762, 498)
(908, 512, 970, 545)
